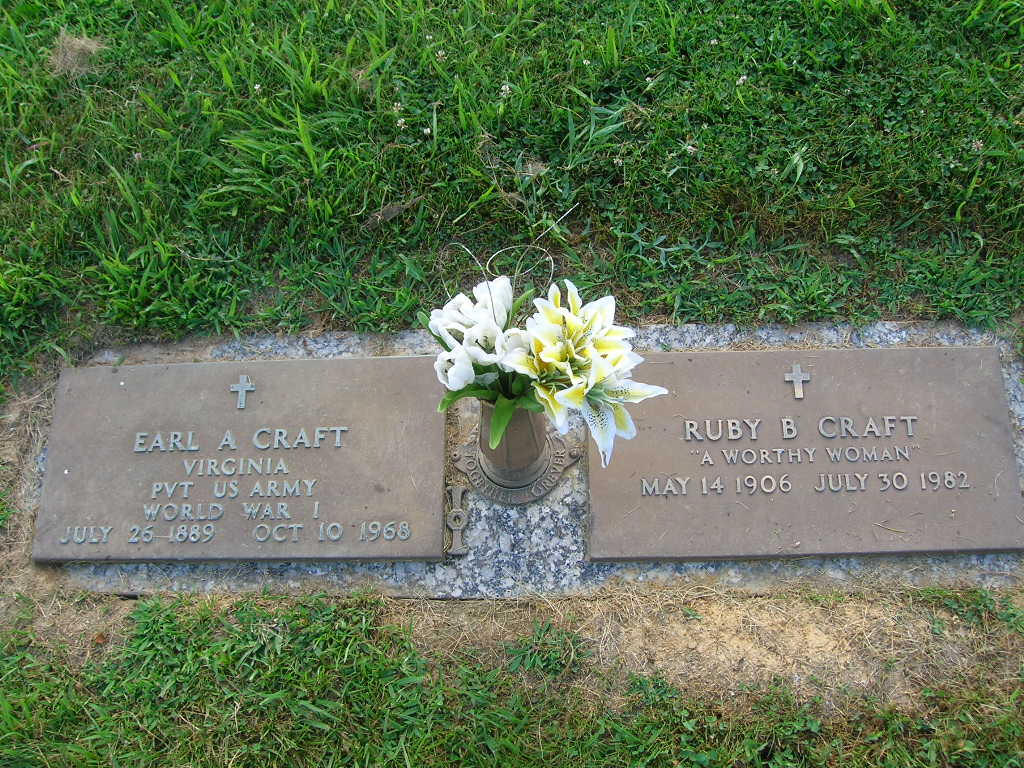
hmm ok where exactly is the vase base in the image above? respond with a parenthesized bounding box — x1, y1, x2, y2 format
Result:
(452, 430, 581, 505)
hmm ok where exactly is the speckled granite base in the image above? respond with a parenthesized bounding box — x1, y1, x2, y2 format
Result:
(44, 322, 1024, 596)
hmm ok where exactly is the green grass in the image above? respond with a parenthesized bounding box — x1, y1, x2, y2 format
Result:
(2, 0, 1023, 394)
(0, 488, 12, 530)
(504, 619, 590, 676)
(917, 587, 1024, 635)
(1, 595, 1022, 767)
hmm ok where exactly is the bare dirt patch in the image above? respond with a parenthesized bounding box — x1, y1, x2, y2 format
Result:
(388, 587, 1024, 711)
(0, 378, 62, 607)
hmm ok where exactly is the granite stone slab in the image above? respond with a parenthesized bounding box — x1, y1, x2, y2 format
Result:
(33, 357, 445, 562)
(589, 347, 1021, 560)
(32, 322, 1024, 596)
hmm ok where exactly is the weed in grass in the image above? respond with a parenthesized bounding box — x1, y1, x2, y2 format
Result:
(504, 620, 590, 677)
(628, 672, 682, 706)
(919, 587, 1024, 634)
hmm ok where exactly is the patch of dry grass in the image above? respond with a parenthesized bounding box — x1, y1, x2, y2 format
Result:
(47, 31, 104, 78)
(383, 586, 1024, 714)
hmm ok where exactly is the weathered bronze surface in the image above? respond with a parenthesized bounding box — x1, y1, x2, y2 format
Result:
(33, 357, 446, 562)
(588, 347, 1023, 560)
(453, 403, 581, 505)
(478, 404, 551, 489)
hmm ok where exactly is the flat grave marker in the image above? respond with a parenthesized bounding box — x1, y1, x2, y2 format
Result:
(589, 347, 1023, 560)
(33, 357, 446, 562)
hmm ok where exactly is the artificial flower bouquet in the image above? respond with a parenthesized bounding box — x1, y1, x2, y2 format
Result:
(422, 276, 667, 466)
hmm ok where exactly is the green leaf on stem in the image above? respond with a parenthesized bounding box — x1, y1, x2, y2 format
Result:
(516, 393, 544, 413)
(438, 386, 497, 412)
(488, 395, 518, 449)
(505, 286, 535, 328)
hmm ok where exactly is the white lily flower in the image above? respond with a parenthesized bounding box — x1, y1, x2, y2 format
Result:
(434, 344, 475, 391)
(428, 306, 471, 350)
(496, 328, 533, 374)
(463, 317, 503, 365)
(517, 280, 669, 464)
(471, 276, 513, 328)
(585, 374, 668, 466)
(427, 275, 666, 461)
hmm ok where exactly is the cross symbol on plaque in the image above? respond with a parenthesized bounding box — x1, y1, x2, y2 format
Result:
(784, 363, 811, 399)
(230, 374, 255, 409)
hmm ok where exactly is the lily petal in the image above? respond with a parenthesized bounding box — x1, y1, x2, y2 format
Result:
(538, 340, 569, 364)
(586, 352, 615, 389)
(533, 383, 570, 433)
(602, 378, 669, 403)
(554, 381, 589, 409)
(532, 297, 563, 326)
(547, 281, 561, 308)
(603, 324, 635, 341)
(592, 336, 632, 356)
(581, 294, 616, 328)
(564, 280, 583, 314)
(610, 402, 636, 438)
(581, 399, 617, 467)
(501, 347, 539, 378)
(526, 316, 562, 349)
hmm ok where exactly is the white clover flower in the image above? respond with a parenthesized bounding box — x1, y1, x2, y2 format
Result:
(582, 59, 591, 66)
(736, 75, 748, 85)
(397, 118, 406, 129)
(500, 83, 512, 98)
(423, 127, 431, 136)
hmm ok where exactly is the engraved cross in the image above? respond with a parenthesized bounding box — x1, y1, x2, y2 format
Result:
(784, 363, 810, 400)
(230, 374, 255, 409)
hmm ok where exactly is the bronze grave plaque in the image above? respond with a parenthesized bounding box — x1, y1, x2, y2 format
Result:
(588, 347, 1023, 560)
(33, 357, 446, 562)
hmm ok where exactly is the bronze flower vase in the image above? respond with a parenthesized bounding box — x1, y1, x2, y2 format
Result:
(452, 400, 581, 505)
